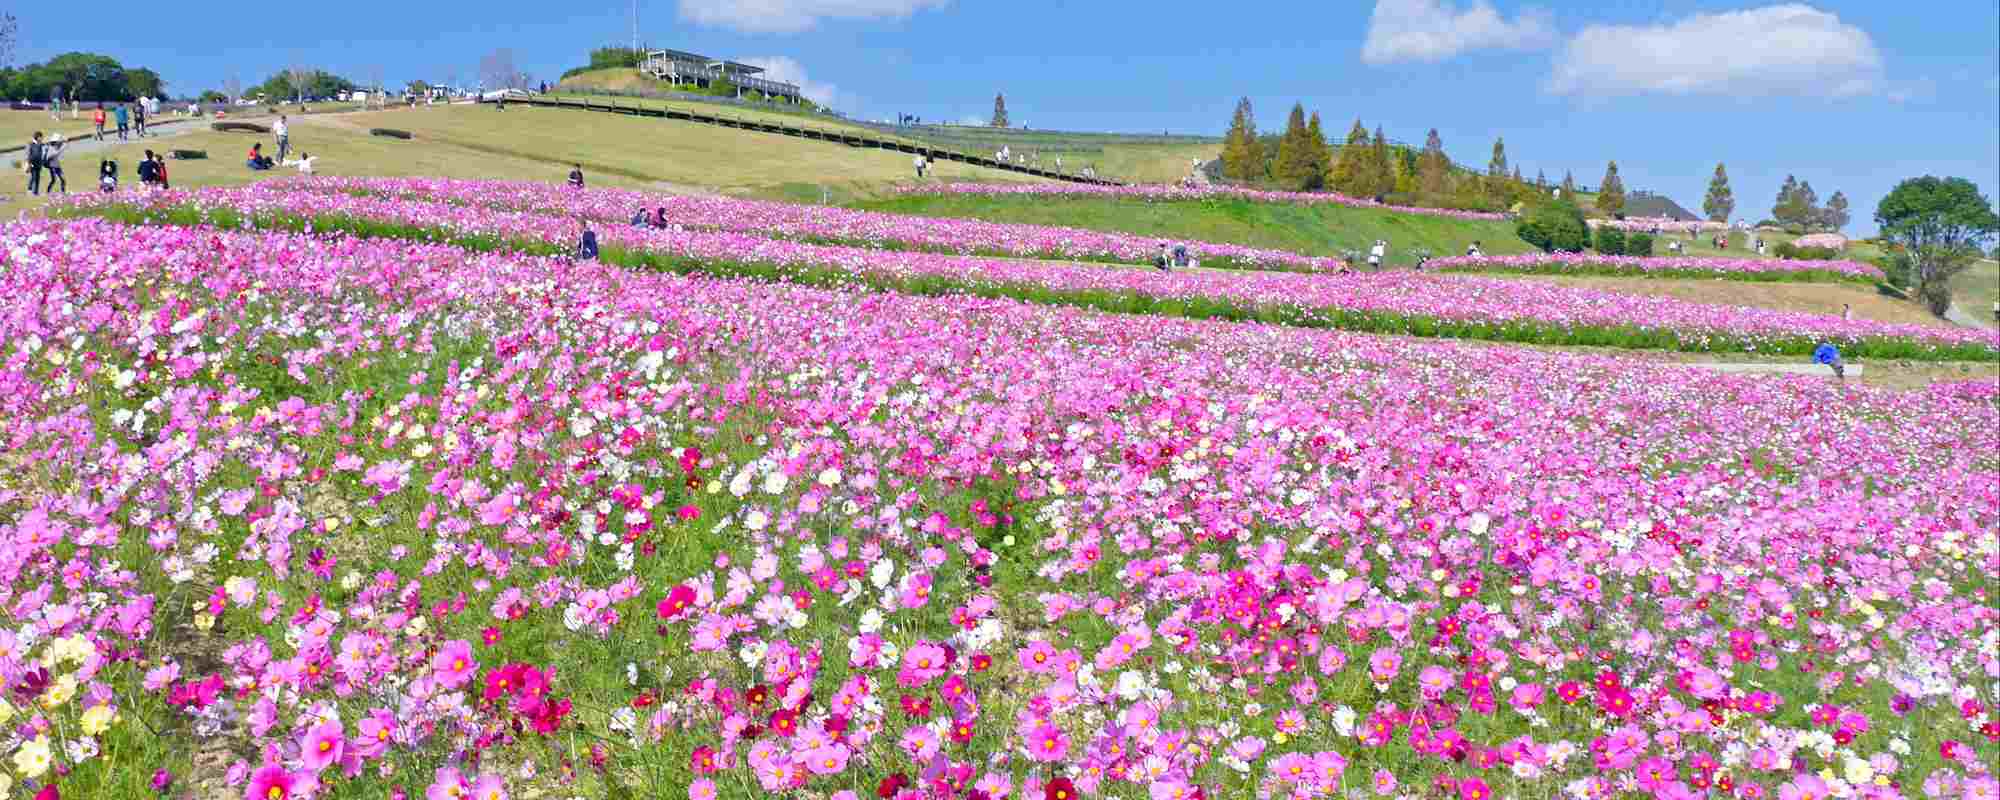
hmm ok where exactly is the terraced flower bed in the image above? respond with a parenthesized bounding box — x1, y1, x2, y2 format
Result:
(2, 218, 1995, 799)
(54, 190, 2000, 360)
(1425, 253, 1885, 283)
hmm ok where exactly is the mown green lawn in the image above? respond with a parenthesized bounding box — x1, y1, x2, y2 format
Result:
(854, 194, 1533, 266)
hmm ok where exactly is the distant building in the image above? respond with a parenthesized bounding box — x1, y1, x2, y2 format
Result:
(1624, 190, 1699, 222)
(641, 49, 803, 103)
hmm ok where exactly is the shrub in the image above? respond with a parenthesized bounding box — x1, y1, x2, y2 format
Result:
(1626, 233, 1654, 257)
(212, 122, 271, 133)
(1874, 252, 1914, 289)
(1773, 243, 1842, 261)
(370, 128, 412, 140)
(1517, 201, 1589, 253)
(1593, 226, 1626, 256)
(170, 149, 207, 160)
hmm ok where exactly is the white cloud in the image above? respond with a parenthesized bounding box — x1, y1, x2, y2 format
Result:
(1360, 0, 1556, 65)
(735, 56, 840, 107)
(677, 0, 949, 34)
(1547, 4, 1883, 97)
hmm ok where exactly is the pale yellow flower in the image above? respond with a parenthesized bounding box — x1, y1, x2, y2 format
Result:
(12, 736, 52, 778)
(40, 674, 78, 710)
(80, 703, 117, 736)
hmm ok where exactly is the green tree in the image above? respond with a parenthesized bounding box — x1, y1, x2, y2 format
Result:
(1535, 169, 1547, 190)
(1328, 119, 1370, 195)
(1487, 137, 1507, 179)
(1874, 176, 2000, 315)
(1517, 200, 1589, 253)
(1305, 112, 1331, 191)
(1417, 128, 1451, 197)
(1595, 162, 1626, 216)
(1561, 170, 1576, 197)
(1272, 103, 1317, 191)
(1702, 163, 1735, 222)
(1220, 97, 1264, 183)
(1367, 126, 1395, 197)
(1772, 175, 1804, 226)
(1594, 225, 1627, 255)
(1822, 191, 1850, 232)
(990, 93, 1008, 128)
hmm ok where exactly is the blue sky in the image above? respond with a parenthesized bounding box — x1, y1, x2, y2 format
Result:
(13, 1, 1997, 233)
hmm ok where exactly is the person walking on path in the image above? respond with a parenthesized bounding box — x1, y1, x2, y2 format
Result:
(24, 132, 47, 196)
(274, 115, 291, 162)
(92, 106, 106, 142)
(114, 104, 130, 141)
(41, 135, 68, 194)
(134, 101, 147, 137)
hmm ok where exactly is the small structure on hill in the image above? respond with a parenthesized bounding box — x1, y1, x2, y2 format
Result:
(641, 49, 803, 103)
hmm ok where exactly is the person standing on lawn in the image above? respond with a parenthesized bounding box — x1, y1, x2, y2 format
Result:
(114, 104, 130, 140)
(134, 101, 147, 137)
(25, 132, 44, 196)
(41, 135, 68, 193)
(274, 115, 290, 162)
(92, 106, 106, 141)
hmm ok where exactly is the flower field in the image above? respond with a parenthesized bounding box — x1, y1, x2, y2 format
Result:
(2, 216, 1997, 800)
(282, 177, 1347, 274)
(1424, 254, 1886, 284)
(895, 182, 1513, 220)
(53, 189, 2000, 360)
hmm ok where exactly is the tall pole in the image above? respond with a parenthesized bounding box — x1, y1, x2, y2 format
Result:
(631, 0, 638, 54)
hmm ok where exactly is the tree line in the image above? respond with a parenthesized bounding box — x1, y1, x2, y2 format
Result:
(1698, 166, 1849, 232)
(1, 52, 166, 102)
(1219, 97, 1586, 214)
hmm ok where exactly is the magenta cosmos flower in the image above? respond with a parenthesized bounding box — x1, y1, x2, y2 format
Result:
(244, 765, 308, 800)
(298, 720, 345, 772)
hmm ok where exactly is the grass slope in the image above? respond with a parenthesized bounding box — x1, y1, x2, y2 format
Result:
(857, 193, 1532, 267)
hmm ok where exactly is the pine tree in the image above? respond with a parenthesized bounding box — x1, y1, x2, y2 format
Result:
(990, 93, 1008, 128)
(1488, 137, 1508, 179)
(1561, 170, 1576, 197)
(1512, 166, 1523, 184)
(1368, 126, 1395, 197)
(1823, 191, 1850, 232)
(1304, 112, 1331, 191)
(1273, 103, 1315, 191)
(1330, 119, 1370, 195)
(1417, 128, 1451, 197)
(1595, 161, 1626, 216)
(1701, 163, 1735, 222)
(1773, 175, 1800, 225)
(1535, 169, 1547, 190)
(1220, 98, 1263, 183)
(1795, 181, 1820, 228)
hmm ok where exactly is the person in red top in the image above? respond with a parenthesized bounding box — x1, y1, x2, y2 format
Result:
(247, 143, 273, 170)
(154, 153, 169, 190)
(92, 106, 106, 142)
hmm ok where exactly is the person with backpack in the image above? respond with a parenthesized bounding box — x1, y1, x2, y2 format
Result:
(24, 132, 44, 196)
(93, 106, 106, 141)
(40, 135, 68, 193)
(114, 104, 130, 140)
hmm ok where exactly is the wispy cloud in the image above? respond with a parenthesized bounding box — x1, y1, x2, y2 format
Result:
(1361, 0, 1556, 65)
(678, 0, 949, 35)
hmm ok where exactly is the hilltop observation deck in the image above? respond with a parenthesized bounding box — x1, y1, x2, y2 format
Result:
(642, 49, 802, 103)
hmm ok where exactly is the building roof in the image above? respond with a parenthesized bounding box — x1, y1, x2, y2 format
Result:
(650, 49, 713, 63)
(1625, 191, 1700, 222)
(718, 61, 765, 75)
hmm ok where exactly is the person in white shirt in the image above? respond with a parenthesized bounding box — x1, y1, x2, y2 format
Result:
(274, 115, 291, 162)
(913, 154, 926, 178)
(1465, 241, 1483, 258)
(283, 152, 316, 175)
(1368, 239, 1387, 268)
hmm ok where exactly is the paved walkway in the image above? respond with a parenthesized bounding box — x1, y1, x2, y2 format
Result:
(1687, 363, 1864, 377)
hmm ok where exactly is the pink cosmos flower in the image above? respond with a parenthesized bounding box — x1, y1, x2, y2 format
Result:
(431, 640, 477, 689)
(298, 720, 345, 772)
(426, 767, 470, 800)
(245, 766, 307, 800)
(688, 779, 717, 800)
(1025, 723, 1070, 761)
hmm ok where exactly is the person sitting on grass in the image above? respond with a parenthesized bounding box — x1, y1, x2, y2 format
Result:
(652, 207, 668, 228)
(567, 164, 584, 189)
(98, 159, 118, 193)
(153, 153, 169, 190)
(137, 150, 159, 187)
(283, 151, 317, 175)
(575, 220, 599, 261)
(247, 143, 274, 170)
(1153, 242, 1171, 272)
(630, 207, 648, 227)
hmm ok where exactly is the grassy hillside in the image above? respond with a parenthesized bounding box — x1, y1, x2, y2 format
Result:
(855, 193, 1531, 266)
